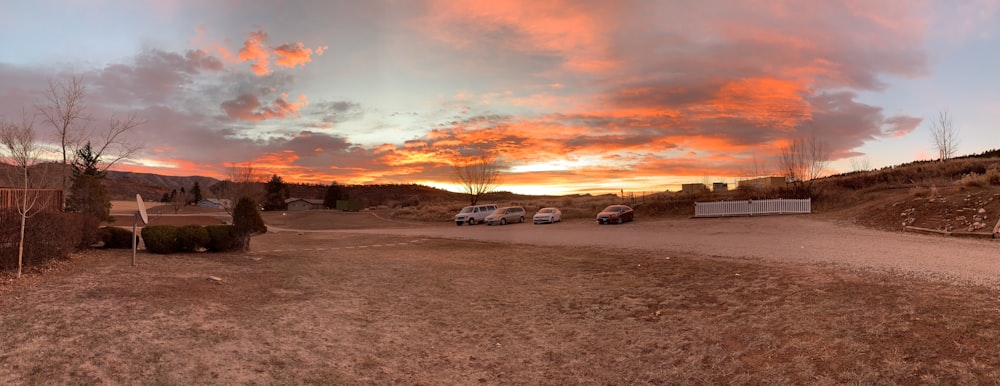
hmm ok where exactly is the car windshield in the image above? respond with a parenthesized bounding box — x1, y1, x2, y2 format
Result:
(539, 209, 553, 213)
(604, 206, 622, 212)
(460, 207, 474, 213)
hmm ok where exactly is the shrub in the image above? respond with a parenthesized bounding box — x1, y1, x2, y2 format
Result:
(910, 185, 929, 198)
(205, 225, 240, 252)
(233, 197, 267, 252)
(141, 225, 179, 254)
(100, 227, 138, 249)
(959, 172, 987, 188)
(0, 209, 81, 271)
(176, 225, 210, 252)
(73, 214, 102, 249)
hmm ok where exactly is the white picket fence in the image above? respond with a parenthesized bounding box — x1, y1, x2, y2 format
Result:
(694, 198, 811, 218)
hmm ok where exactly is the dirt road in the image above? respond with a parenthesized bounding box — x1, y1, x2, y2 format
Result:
(270, 214, 1000, 287)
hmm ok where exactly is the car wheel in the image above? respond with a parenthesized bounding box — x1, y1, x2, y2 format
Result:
(456, 222, 462, 226)
(519, 216, 524, 223)
(616, 217, 623, 224)
(468, 218, 475, 225)
(500, 218, 507, 225)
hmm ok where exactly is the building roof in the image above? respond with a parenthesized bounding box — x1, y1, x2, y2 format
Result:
(285, 197, 325, 205)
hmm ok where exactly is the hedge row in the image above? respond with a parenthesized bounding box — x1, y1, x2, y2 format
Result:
(140, 225, 241, 254)
(0, 209, 88, 271)
(99, 227, 139, 249)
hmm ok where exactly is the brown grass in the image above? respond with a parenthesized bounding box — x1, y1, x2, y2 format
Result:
(4, 230, 1000, 383)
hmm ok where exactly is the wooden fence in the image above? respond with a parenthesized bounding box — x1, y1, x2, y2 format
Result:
(694, 198, 811, 218)
(0, 189, 63, 212)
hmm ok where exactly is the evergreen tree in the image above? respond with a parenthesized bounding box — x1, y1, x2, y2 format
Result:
(233, 197, 267, 252)
(65, 142, 111, 222)
(263, 174, 290, 211)
(323, 182, 347, 209)
(190, 181, 203, 204)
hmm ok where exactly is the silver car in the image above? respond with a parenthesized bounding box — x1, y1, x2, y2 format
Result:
(485, 206, 526, 225)
(532, 207, 562, 224)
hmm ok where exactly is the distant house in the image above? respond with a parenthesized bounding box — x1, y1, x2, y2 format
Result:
(198, 198, 231, 209)
(285, 198, 325, 211)
(712, 182, 729, 192)
(681, 183, 709, 193)
(737, 176, 788, 190)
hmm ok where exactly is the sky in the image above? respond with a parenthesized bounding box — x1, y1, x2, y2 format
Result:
(1, 0, 999, 195)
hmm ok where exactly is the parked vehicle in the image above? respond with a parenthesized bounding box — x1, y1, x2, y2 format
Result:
(532, 207, 562, 224)
(596, 205, 634, 224)
(454, 204, 498, 225)
(485, 206, 526, 225)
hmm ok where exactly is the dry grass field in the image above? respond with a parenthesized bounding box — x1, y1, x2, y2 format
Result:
(4, 156, 1000, 383)
(4, 211, 1000, 384)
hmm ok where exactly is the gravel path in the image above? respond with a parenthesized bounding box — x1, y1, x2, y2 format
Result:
(271, 215, 1000, 287)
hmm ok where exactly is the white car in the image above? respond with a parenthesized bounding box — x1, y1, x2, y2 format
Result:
(532, 207, 562, 224)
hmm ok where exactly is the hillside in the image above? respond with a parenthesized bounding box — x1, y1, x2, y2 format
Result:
(5, 150, 1000, 236)
(633, 151, 1000, 235)
(104, 171, 219, 201)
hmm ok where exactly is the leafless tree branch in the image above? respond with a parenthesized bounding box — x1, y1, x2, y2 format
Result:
(930, 110, 960, 161)
(213, 163, 266, 215)
(779, 129, 830, 195)
(91, 112, 144, 172)
(35, 75, 90, 190)
(453, 155, 502, 205)
(1, 111, 49, 278)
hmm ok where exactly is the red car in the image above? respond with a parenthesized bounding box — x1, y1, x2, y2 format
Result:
(596, 205, 634, 224)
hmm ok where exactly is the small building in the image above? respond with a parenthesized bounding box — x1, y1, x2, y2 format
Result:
(285, 197, 325, 211)
(681, 183, 709, 194)
(712, 182, 729, 192)
(737, 176, 788, 189)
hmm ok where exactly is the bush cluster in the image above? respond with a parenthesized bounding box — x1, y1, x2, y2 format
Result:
(141, 226, 179, 254)
(205, 225, 241, 252)
(958, 165, 1000, 188)
(0, 209, 84, 271)
(138, 224, 241, 254)
(99, 227, 138, 249)
(176, 225, 210, 252)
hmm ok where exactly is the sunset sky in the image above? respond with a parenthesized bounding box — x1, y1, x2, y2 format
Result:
(1, 1, 999, 195)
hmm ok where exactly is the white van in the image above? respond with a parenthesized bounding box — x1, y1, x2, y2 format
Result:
(454, 204, 498, 226)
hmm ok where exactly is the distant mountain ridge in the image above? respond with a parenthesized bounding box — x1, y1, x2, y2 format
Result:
(104, 171, 220, 201)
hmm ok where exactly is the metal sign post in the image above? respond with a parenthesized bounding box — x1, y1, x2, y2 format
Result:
(132, 194, 149, 266)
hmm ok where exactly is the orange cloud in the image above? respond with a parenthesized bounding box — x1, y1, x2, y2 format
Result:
(423, 0, 618, 73)
(273, 42, 327, 68)
(238, 30, 271, 75)
(704, 77, 811, 131)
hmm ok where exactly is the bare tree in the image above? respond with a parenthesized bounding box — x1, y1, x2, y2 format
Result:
(212, 163, 265, 215)
(90, 112, 143, 172)
(850, 156, 872, 173)
(36, 75, 143, 186)
(1, 113, 47, 278)
(36, 75, 89, 191)
(780, 130, 830, 195)
(929, 110, 960, 161)
(453, 155, 502, 205)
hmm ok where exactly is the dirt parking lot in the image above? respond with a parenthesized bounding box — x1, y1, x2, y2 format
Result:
(3, 211, 1000, 384)
(288, 212, 1000, 287)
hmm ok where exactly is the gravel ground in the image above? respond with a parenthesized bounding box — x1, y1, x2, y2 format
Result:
(270, 214, 1000, 287)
